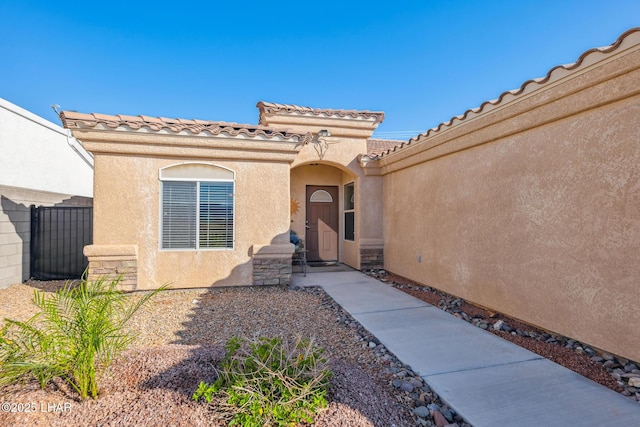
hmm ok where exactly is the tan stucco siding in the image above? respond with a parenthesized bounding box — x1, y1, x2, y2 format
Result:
(358, 175, 384, 241)
(383, 91, 640, 362)
(93, 155, 291, 289)
(291, 137, 368, 168)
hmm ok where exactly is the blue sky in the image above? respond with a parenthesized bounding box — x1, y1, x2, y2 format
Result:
(1, 1, 638, 139)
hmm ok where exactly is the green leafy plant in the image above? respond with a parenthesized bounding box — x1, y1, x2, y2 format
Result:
(0, 276, 166, 399)
(193, 335, 332, 426)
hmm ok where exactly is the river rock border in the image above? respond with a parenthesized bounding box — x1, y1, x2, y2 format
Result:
(364, 269, 640, 403)
(301, 286, 472, 427)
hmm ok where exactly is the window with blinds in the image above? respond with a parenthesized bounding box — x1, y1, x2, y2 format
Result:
(162, 182, 197, 249)
(199, 182, 234, 248)
(160, 163, 234, 250)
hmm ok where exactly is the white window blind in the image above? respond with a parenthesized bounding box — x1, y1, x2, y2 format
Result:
(199, 182, 234, 248)
(162, 181, 234, 249)
(162, 182, 197, 249)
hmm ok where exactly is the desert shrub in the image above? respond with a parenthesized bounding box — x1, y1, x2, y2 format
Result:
(193, 336, 332, 426)
(0, 276, 166, 399)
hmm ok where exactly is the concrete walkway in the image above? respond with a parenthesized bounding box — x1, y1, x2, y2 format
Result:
(291, 270, 640, 427)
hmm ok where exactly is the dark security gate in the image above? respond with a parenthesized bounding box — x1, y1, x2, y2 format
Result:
(30, 205, 93, 280)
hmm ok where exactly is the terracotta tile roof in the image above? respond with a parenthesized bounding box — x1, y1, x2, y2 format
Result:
(257, 101, 385, 124)
(377, 27, 640, 158)
(59, 111, 313, 143)
(366, 139, 404, 157)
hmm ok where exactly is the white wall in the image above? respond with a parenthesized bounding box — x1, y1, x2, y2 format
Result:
(0, 98, 94, 287)
(0, 98, 93, 197)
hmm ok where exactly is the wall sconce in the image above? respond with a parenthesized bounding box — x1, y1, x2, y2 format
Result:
(313, 129, 331, 160)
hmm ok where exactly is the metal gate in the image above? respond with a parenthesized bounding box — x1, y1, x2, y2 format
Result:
(30, 205, 93, 280)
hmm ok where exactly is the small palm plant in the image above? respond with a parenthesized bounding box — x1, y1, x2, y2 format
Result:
(0, 276, 166, 399)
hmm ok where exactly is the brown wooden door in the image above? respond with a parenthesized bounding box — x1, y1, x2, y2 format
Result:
(306, 186, 338, 262)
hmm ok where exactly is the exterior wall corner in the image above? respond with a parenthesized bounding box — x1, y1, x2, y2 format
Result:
(252, 244, 294, 286)
(84, 244, 138, 291)
(359, 238, 384, 270)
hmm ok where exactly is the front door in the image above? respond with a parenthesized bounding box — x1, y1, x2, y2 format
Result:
(306, 185, 338, 262)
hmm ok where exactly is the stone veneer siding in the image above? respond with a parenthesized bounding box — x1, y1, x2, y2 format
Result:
(84, 245, 138, 292)
(253, 257, 292, 286)
(360, 248, 384, 270)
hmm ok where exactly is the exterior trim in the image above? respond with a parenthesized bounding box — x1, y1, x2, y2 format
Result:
(377, 27, 640, 159)
(60, 111, 312, 144)
(257, 101, 385, 124)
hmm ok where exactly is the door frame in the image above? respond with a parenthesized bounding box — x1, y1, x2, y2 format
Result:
(305, 185, 339, 263)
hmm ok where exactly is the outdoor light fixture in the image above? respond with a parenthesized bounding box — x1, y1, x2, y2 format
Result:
(313, 129, 331, 160)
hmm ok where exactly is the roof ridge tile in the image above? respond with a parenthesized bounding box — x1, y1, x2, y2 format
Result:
(257, 101, 385, 124)
(377, 27, 640, 158)
(59, 111, 312, 143)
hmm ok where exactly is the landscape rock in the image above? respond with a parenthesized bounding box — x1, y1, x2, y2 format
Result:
(417, 392, 432, 405)
(1, 284, 427, 427)
(400, 381, 414, 393)
(441, 408, 455, 422)
(409, 377, 424, 388)
(628, 377, 640, 388)
(413, 406, 430, 418)
(431, 410, 449, 427)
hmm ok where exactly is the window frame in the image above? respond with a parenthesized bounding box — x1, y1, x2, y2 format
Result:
(344, 181, 355, 241)
(159, 162, 235, 251)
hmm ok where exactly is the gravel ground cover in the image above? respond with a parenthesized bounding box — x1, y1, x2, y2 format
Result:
(367, 270, 640, 402)
(0, 281, 469, 427)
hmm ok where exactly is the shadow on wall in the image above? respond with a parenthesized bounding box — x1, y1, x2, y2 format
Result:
(0, 194, 92, 284)
(1, 196, 31, 279)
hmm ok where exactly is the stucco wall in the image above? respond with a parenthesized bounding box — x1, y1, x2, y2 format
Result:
(0, 185, 92, 288)
(92, 155, 292, 290)
(0, 98, 93, 197)
(381, 53, 640, 361)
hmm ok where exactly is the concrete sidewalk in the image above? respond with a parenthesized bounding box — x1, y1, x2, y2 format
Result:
(291, 270, 640, 427)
